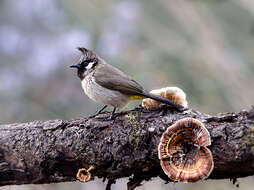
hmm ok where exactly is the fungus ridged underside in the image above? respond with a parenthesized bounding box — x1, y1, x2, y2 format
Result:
(158, 118, 213, 182)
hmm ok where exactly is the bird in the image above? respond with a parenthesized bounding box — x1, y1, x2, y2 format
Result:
(70, 47, 184, 120)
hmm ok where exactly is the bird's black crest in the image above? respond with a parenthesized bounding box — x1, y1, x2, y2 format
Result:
(77, 47, 88, 53)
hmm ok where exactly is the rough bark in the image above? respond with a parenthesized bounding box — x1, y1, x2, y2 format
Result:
(0, 106, 254, 189)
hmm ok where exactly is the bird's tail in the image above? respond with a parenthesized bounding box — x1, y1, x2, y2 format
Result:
(141, 91, 184, 111)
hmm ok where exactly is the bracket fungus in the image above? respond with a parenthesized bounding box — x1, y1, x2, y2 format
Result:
(158, 118, 214, 182)
(76, 165, 95, 182)
(142, 87, 188, 110)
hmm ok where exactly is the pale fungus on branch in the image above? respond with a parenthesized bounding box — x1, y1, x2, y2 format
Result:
(142, 87, 188, 110)
(158, 118, 214, 182)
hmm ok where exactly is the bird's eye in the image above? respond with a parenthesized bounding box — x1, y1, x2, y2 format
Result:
(84, 61, 96, 70)
(80, 60, 88, 65)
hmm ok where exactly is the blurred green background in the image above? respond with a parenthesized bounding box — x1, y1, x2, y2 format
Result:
(0, 0, 253, 189)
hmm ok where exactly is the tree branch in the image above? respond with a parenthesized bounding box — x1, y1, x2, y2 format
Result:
(0, 106, 254, 188)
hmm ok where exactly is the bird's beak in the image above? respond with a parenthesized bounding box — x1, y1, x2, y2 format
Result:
(70, 64, 80, 69)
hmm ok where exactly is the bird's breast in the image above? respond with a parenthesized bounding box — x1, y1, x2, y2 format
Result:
(81, 75, 129, 108)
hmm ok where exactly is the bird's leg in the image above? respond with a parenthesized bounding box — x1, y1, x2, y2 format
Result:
(103, 107, 117, 121)
(89, 105, 108, 118)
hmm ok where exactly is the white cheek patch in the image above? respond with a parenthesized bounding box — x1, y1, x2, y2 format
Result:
(86, 62, 95, 70)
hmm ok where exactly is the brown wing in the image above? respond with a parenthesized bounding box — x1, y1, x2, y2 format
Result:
(94, 63, 144, 95)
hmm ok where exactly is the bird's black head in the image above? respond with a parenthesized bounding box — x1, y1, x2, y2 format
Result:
(70, 47, 98, 80)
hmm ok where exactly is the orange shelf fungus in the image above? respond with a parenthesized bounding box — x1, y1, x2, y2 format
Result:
(76, 165, 95, 182)
(142, 87, 188, 110)
(158, 118, 214, 182)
